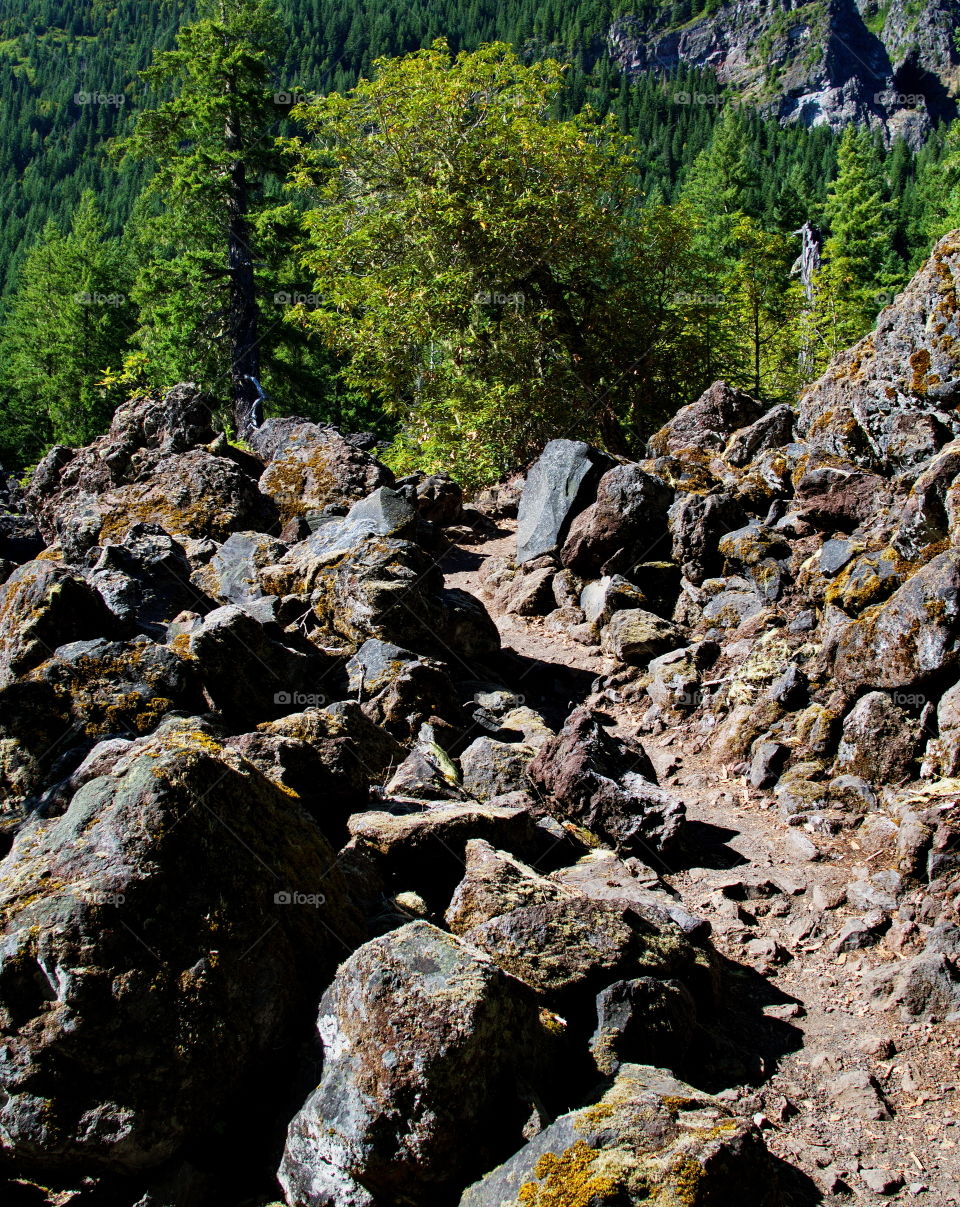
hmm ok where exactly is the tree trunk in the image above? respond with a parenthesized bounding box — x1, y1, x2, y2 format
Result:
(225, 108, 263, 440)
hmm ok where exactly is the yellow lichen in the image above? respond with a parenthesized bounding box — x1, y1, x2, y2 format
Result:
(517, 1141, 620, 1207)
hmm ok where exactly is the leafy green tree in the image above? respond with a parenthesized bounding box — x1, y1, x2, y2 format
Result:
(118, 0, 288, 437)
(287, 39, 714, 484)
(0, 192, 134, 462)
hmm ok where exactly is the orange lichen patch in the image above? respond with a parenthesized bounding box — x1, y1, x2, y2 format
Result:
(910, 348, 932, 395)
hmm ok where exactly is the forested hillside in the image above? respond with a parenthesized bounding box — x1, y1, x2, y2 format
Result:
(1, 0, 960, 480)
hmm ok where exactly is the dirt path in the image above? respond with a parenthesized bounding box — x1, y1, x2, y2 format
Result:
(446, 525, 960, 1206)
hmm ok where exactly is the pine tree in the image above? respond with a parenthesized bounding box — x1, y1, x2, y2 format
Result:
(678, 105, 754, 260)
(814, 126, 899, 354)
(0, 194, 134, 463)
(118, 0, 286, 438)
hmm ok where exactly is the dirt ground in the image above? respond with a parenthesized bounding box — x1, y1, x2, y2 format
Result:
(445, 526, 960, 1207)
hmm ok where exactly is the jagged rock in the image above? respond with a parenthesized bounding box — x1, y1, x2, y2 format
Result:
(0, 559, 118, 685)
(259, 700, 405, 786)
(560, 464, 672, 578)
(668, 490, 747, 585)
(866, 952, 960, 1020)
(345, 638, 457, 737)
(445, 840, 562, 934)
(724, 403, 794, 467)
(89, 524, 206, 637)
(748, 740, 790, 790)
(384, 738, 461, 800)
(347, 802, 546, 902)
(793, 457, 891, 531)
(826, 1069, 891, 1121)
(461, 893, 692, 1008)
(648, 381, 765, 457)
(590, 977, 697, 1074)
(600, 607, 685, 665)
(24, 636, 201, 744)
(834, 691, 919, 782)
(412, 472, 463, 525)
(515, 440, 611, 564)
(891, 442, 960, 559)
(580, 575, 646, 628)
(183, 604, 328, 724)
(493, 565, 555, 616)
(833, 549, 960, 690)
(278, 921, 548, 1207)
(459, 1063, 778, 1207)
(0, 717, 362, 1174)
(645, 646, 702, 718)
(529, 707, 684, 855)
(249, 417, 393, 525)
(459, 737, 536, 802)
(191, 530, 287, 619)
(28, 387, 274, 561)
(550, 850, 708, 939)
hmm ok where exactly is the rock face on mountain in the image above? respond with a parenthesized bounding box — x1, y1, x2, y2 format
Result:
(608, 0, 960, 144)
(9, 235, 960, 1204)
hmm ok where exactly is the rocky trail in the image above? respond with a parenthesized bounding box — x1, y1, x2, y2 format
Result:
(2, 238, 960, 1207)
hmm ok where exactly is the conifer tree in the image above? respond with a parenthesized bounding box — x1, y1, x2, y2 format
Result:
(0, 193, 134, 462)
(119, 0, 286, 438)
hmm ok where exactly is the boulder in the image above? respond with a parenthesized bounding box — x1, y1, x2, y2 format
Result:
(0, 560, 117, 685)
(184, 604, 328, 724)
(413, 472, 463, 525)
(724, 403, 794, 467)
(278, 922, 548, 1206)
(590, 977, 697, 1074)
(445, 840, 563, 934)
(0, 717, 362, 1173)
(648, 380, 765, 456)
(459, 736, 536, 802)
(528, 707, 685, 855)
(600, 608, 685, 666)
(560, 465, 672, 579)
(668, 491, 747, 585)
(346, 638, 458, 737)
(249, 417, 393, 525)
(833, 550, 960, 690)
(89, 524, 206, 637)
(834, 691, 920, 783)
(459, 1063, 778, 1207)
(191, 530, 287, 618)
(516, 440, 611, 564)
(580, 575, 646, 628)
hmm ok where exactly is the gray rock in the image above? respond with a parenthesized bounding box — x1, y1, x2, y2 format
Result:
(827, 1068, 890, 1121)
(278, 922, 547, 1206)
(459, 737, 535, 802)
(748, 740, 790, 789)
(649, 380, 765, 457)
(600, 607, 685, 665)
(590, 977, 697, 1074)
(560, 464, 672, 578)
(516, 440, 611, 564)
(835, 692, 919, 783)
(819, 538, 857, 576)
(459, 1063, 778, 1207)
(724, 403, 794, 467)
(0, 717, 362, 1173)
(191, 529, 286, 619)
(580, 574, 645, 627)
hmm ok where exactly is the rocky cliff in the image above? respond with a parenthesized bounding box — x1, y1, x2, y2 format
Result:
(2, 235, 960, 1202)
(609, 0, 960, 144)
